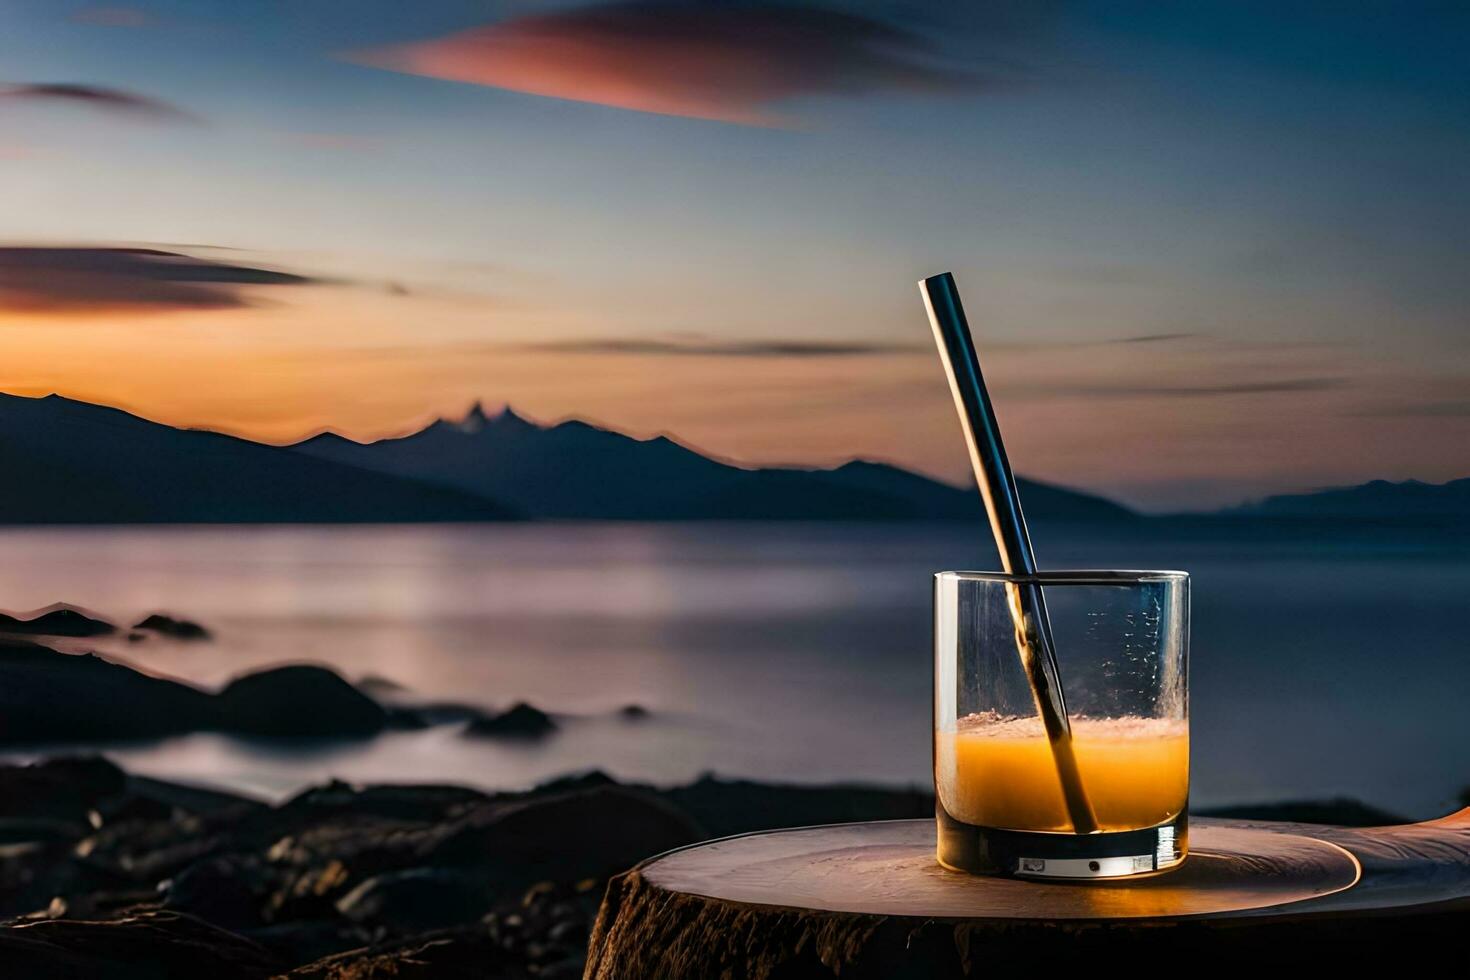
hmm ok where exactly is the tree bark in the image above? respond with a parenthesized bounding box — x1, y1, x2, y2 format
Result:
(587, 811, 1470, 978)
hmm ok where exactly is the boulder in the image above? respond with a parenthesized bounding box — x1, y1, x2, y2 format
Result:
(217, 665, 388, 738)
(274, 781, 491, 824)
(432, 786, 701, 884)
(0, 642, 213, 743)
(263, 861, 352, 923)
(463, 703, 555, 738)
(162, 855, 266, 929)
(133, 614, 212, 641)
(661, 774, 933, 839)
(335, 868, 496, 933)
(0, 646, 397, 745)
(0, 756, 127, 821)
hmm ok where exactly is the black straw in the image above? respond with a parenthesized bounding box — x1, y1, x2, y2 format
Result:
(921, 272, 1098, 835)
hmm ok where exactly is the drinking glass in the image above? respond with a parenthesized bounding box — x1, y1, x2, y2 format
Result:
(934, 570, 1189, 879)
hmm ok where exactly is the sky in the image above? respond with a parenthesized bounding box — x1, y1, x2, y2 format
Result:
(0, 0, 1466, 510)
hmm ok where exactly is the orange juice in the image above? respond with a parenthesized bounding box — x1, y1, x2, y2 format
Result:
(936, 714, 1188, 833)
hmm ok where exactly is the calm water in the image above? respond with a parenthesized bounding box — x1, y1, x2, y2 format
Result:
(0, 523, 1465, 819)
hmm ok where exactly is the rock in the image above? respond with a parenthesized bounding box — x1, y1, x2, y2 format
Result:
(335, 868, 495, 933)
(125, 775, 266, 820)
(546, 918, 586, 946)
(0, 605, 115, 638)
(242, 920, 373, 968)
(274, 781, 490, 824)
(0, 644, 397, 744)
(162, 854, 264, 929)
(463, 703, 555, 739)
(526, 771, 619, 796)
(0, 756, 962, 977)
(0, 640, 215, 743)
(384, 708, 430, 731)
(538, 956, 586, 979)
(0, 909, 283, 979)
(0, 818, 88, 845)
(617, 704, 649, 720)
(217, 665, 388, 738)
(0, 757, 127, 821)
(75, 814, 225, 882)
(91, 793, 176, 828)
(661, 774, 933, 839)
(264, 861, 352, 923)
(432, 786, 701, 885)
(133, 614, 212, 641)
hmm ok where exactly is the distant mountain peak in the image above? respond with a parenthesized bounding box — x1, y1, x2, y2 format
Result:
(492, 404, 537, 429)
(441, 401, 539, 435)
(455, 401, 489, 433)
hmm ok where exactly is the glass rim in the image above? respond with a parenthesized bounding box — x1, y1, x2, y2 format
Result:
(935, 569, 1188, 586)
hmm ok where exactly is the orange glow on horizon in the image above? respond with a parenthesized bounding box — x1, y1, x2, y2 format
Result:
(2, 292, 1468, 510)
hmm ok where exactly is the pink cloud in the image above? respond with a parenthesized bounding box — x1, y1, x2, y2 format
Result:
(348, 1, 975, 126)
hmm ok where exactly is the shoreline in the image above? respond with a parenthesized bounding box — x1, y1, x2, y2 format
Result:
(0, 753, 1424, 978)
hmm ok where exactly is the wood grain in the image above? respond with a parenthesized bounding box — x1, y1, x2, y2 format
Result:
(643, 820, 1359, 919)
(587, 810, 1470, 978)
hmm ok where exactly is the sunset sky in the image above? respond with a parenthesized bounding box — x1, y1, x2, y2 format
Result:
(1, 1, 1466, 509)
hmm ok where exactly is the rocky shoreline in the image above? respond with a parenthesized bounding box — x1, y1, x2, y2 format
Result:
(0, 634, 582, 744)
(0, 755, 932, 978)
(0, 619, 1441, 977)
(0, 752, 1423, 979)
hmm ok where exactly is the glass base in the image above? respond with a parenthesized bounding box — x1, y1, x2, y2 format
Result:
(936, 805, 1188, 879)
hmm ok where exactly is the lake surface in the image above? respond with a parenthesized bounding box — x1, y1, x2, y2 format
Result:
(0, 522, 1465, 819)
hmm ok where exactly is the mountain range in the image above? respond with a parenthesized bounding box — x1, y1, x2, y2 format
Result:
(0, 392, 1462, 524)
(0, 393, 508, 523)
(0, 394, 1125, 523)
(1228, 478, 1470, 522)
(292, 402, 1132, 522)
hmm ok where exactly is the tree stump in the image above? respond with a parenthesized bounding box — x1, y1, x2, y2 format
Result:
(587, 810, 1470, 977)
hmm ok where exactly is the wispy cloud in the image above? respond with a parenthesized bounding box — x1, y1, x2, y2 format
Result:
(1107, 333, 1194, 345)
(526, 337, 925, 357)
(1014, 377, 1348, 398)
(347, 1, 983, 126)
(0, 83, 197, 122)
(0, 247, 311, 314)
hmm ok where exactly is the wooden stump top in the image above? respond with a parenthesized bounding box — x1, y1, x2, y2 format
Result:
(588, 810, 1470, 977)
(641, 818, 1359, 920)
